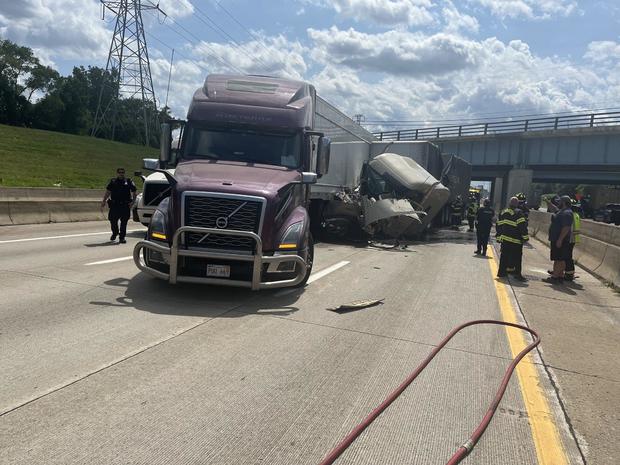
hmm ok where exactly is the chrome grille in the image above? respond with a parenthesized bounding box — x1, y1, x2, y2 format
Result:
(184, 195, 263, 251)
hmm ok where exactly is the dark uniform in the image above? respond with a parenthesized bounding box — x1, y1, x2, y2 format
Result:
(519, 201, 529, 221)
(467, 201, 479, 231)
(475, 205, 494, 255)
(106, 177, 137, 241)
(496, 207, 529, 277)
(450, 198, 464, 228)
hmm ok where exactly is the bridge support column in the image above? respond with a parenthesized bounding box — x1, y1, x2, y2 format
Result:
(491, 177, 504, 213)
(505, 168, 533, 206)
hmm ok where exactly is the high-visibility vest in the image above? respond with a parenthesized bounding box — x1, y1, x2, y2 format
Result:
(571, 212, 581, 244)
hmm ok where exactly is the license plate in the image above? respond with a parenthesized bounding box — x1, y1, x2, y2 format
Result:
(207, 264, 230, 278)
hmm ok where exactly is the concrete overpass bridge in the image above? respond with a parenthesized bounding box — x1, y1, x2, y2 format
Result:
(374, 111, 620, 205)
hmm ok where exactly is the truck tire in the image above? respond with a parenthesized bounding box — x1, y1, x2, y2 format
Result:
(295, 233, 314, 287)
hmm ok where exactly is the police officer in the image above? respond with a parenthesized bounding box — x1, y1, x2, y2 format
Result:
(475, 198, 495, 255)
(101, 168, 137, 243)
(496, 197, 529, 282)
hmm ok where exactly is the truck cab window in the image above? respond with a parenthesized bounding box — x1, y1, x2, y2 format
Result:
(184, 126, 301, 169)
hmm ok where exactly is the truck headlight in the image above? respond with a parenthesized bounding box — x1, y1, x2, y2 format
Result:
(150, 209, 167, 241)
(278, 222, 303, 250)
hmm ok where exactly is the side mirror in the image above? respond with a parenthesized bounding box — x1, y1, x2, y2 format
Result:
(301, 172, 318, 184)
(317, 136, 330, 178)
(143, 158, 159, 171)
(134, 171, 146, 181)
(160, 122, 172, 166)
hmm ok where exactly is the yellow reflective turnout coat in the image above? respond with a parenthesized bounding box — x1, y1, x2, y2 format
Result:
(497, 208, 529, 245)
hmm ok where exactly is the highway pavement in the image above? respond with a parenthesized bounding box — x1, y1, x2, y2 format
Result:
(0, 220, 611, 464)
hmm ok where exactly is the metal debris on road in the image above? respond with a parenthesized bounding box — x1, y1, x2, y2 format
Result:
(328, 298, 385, 313)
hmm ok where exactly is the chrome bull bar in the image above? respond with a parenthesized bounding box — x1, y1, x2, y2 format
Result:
(133, 226, 307, 290)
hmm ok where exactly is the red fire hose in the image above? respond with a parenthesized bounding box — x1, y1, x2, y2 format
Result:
(318, 320, 540, 465)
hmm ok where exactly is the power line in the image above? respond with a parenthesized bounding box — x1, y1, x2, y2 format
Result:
(161, 14, 245, 74)
(214, 0, 274, 59)
(143, 29, 209, 74)
(145, 30, 208, 73)
(191, 3, 272, 72)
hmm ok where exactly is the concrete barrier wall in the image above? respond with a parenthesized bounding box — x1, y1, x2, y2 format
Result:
(0, 188, 106, 226)
(529, 210, 620, 286)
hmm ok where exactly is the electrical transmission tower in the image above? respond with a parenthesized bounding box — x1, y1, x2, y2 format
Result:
(354, 114, 365, 125)
(92, 0, 165, 145)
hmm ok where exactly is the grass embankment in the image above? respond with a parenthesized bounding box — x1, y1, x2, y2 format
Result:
(0, 124, 158, 189)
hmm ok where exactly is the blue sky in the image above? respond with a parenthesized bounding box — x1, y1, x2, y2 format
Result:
(2, 1, 620, 130)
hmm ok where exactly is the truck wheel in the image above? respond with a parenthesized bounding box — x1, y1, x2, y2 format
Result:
(295, 234, 314, 287)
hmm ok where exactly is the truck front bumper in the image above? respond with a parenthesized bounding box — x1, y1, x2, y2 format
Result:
(133, 226, 306, 290)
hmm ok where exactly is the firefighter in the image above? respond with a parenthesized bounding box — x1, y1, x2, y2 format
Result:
(496, 196, 529, 282)
(466, 194, 479, 232)
(516, 192, 529, 221)
(450, 195, 464, 229)
(475, 198, 494, 255)
(101, 168, 137, 243)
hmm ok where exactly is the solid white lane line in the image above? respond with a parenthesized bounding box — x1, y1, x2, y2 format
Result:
(307, 260, 351, 284)
(274, 260, 351, 296)
(0, 229, 145, 244)
(85, 256, 134, 266)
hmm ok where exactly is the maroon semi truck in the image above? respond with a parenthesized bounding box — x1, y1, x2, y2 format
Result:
(133, 75, 331, 290)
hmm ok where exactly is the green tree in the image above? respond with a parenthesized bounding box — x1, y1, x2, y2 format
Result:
(25, 65, 60, 101)
(0, 39, 39, 93)
(32, 94, 65, 131)
(0, 39, 41, 125)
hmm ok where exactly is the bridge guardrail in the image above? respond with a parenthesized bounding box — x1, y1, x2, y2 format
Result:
(374, 111, 620, 141)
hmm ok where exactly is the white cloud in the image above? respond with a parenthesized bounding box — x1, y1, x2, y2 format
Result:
(150, 55, 204, 117)
(308, 27, 483, 76)
(442, 1, 479, 34)
(192, 34, 308, 80)
(148, 35, 310, 117)
(157, 0, 194, 18)
(2, 0, 614, 128)
(584, 40, 620, 64)
(306, 27, 612, 127)
(472, 0, 578, 20)
(0, 0, 111, 64)
(306, 0, 436, 26)
(0, 0, 192, 66)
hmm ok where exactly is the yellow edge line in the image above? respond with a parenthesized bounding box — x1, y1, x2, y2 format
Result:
(486, 247, 568, 465)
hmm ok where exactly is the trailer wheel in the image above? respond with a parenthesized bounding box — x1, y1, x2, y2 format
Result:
(295, 234, 314, 288)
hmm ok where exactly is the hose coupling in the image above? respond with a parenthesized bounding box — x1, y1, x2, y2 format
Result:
(461, 439, 475, 453)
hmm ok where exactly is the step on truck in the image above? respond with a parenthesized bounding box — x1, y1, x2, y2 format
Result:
(134, 74, 332, 290)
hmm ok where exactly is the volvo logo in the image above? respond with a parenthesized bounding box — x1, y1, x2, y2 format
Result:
(214, 201, 247, 229)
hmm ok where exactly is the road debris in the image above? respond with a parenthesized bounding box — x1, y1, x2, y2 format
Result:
(328, 298, 385, 313)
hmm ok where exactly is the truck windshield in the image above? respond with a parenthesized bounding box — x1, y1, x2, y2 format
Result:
(183, 126, 301, 169)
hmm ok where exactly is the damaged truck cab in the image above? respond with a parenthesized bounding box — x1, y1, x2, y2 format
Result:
(133, 75, 330, 290)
